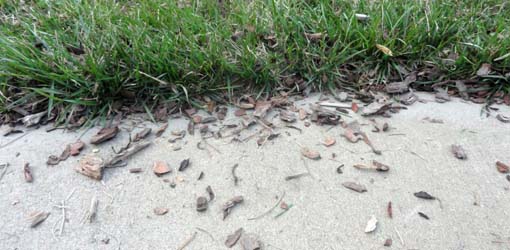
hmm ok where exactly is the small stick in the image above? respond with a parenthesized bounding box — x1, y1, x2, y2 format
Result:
(104, 141, 151, 167)
(232, 164, 239, 186)
(284, 173, 309, 181)
(395, 227, 405, 246)
(248, 192, 285, 220)
(86, 195, 99, 223)
(196, 227, 215, 241)
(177, 232, 197, 250)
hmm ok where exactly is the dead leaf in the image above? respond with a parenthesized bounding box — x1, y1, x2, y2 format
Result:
(301, 147, 321, 160)
(222, 196, 244, 220)
(90, 126, 119, 144)
(342, 182, 367, 193)
(240, 234, 261, 250)
(20, 111, 46, 127)
(196, 196, 208, 212)
(69, 140, 85, 156)
(76, 154, 104, 180)
(153, 207, 168, 215)
(279, 110, 296, 123)
(178, 159, 190, 171)
(384, 238, 392, 247)
(496, 114, 510, 123)
(28, 211, 50, 228)
(23, 163, 33, 182)
(476, 63, 491, 76)
(414, 191, 436, 200)
(133, 128, 151, 141)
(451, 144, 467, 160)
(364, 215, 378, 233)
(496, 161, 509, 173)
(322, 137, 336, 147)
(376, 44, 393, 56)
(225, 228, 244, 248)
(155, 123, 168, 137)
(153, 161, 171, 176)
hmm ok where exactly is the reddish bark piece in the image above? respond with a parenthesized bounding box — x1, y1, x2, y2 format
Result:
(225, 228, 244, 248)
(69, 140, 85, 156)
(90, 127, 119, 144)
(351, 102, 359, 113)
(153, 161, 171, 176)
(496, 161, 510, 173)
(23, 163, 33, 183)
(76, 154, 104, 180)
(155, 123, 168, 137)
(298, 108, 307, 120)
(234, 109, 246, 117)
(322, 137, 336, 147)
(153, 207, 168, 215)
(342, 182, 367, 193)
(301, 147, 321, 160)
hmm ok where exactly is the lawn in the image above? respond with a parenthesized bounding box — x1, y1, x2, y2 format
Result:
(1, 0, 509, 123)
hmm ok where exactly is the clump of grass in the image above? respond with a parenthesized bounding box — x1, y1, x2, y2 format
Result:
(1, 0, 509, 121)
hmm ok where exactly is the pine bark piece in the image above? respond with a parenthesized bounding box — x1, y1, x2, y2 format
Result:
(29, 211, 50, 228)
(225, 228, 244, 248)
(76, 154, 104, 180)
(342, 182, 367, 193)
(90, 126, 119, 144)
(496, 161, 510, 173)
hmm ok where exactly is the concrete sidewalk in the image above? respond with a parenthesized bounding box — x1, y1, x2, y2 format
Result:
(1, 93, 509, 250)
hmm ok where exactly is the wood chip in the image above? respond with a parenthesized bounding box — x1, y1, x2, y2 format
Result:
(496, 114, 510, 123)
(322, 137, 336, 147)
(342, 182, 367, 193)
(76, 154, 104, 180)
(196, 196, 208, 212)
(178, 158, 190, 171)
(225, 228, 244, 248)
(496, 161, 510, 173)
(301, 147, 321, 160)
(28, 211, 50, 228)
(129, 168, 142, 173)
(387, 202, 393, 218)
(69, 140, 85, 156)
(153, 161, 171, 176)
(451, 144, 467, 160)
(155, 123, 168, 137)
(206, 186, 215, 201)
(373, 160, 390, 171)
(86, 196, 98, 223)
(23, 162, 33, 183)
(222, 196, 244, 220)
(154, 207, 169, 215)
(364, 215, 378, 233)
(414, 191, 436, 200)
(133, 128, 151, 141)
(418, 212, 430, 220)
(90, 126, 119, 144)
(384, 238, 392, 247)
(240, 234, 261, 250)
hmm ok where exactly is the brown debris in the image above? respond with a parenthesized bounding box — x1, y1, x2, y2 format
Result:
(23, 162, 33, 183)
(178, 159, 190, 171)
(387, 202, 393, 218)
(496, 161, 510, 173)
(69, 140, 85, 156)
(225, 228, 244, 248)
(28, 211, 50, 228)
(76, 154, 104, 180)
(451, 144, 467, 160)
(279, 110, 296, 123)
(240, 234, 261, 250)
(155, 123, 168, 137)
(373, 160, 390, 172)
(153, 161, 171, 176)
(153, 207, 169, 215)
(133, 128, 151, 141)
(496, 114, 510, 123)
(197, 196, 208, 212)
(20, 112, 46, 127)
(322, 137, 336, 147)
(90, 126, 119, 144)
(384, 238, 392, 247)
(342, 182, 367, 193)
(351, 102, 359, 113)
(253, 101, 271, 118)
(301, 147, 321, 160)
(222, 196, 244, 220)
(3, 127, 23, 136)
(418, 212, 430, 220)
(414, 191, 436, 200)
(298, 108, 308, 120)
(129, 168, 142, 173)
(206, 185, 215, 201)
(234, 109, 246, 117)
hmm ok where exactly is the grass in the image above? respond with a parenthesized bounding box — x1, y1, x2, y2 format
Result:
(1, 0, 509, 122)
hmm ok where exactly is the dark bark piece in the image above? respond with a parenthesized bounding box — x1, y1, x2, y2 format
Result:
(342, 182, 367, 193)
(418, 212, 430, 220)
(3, 127, 23, 136)
(373, 160, 390, 171)
(155, 123, 168, 137)
(451, 144, 467, 160)
(129, 168, 142, 173)
(23, 163, 33, 182)
(496, 161, 510, 173)
(46, 155, 60, 165)
(90, 126, 119, 144)
(240, 234, 261, 250)
(104, 141, 151, 167)
(196, 196, 208, 212)
(279, 110, 296, 123)
(222, 196, 244, 220)
(206, 186, 215, 201)
(225, 228, 244, 248)
(414, 191, 436, 200)
(201, 116, 217, 124)
(178, 159, 190, 171)
(387, 202, 393, 218)
(66, 44, 85, 55)
(133, 128, 151, 141)
(29, 211, 50, 228)
(69, 140, 85, 156)
(384, 238, 392, 247)
(496, 114, 510, 123)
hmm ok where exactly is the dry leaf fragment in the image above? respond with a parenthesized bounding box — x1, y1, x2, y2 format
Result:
(133, 128, 151, 141)
(384, 238, 392, 247)
(376, 44, 393, 56)
(222, 196, 244, 220)
(155, 123, 168, 137)
(69, 140, 85, 156)
(153, 207, 169, 215)
(414, 191, 436, 200)
(451, 144, 467, 160)
(364, 215, 378, 233)
(225, 228, 244, 248)
(76, 154, 104, 180)
(28, 211, 50, 228)
(496, 161, 510, 173)
(496, 114, 510, 123)
(90, 126, 119, 144)
(23, 163, 33, 183)
(342, 182, 367, 193)
(322, 137, 336, 147)
(301, 147, 321, 160)
(178, 159, 190, 171)
(476, 63, 491, 76)
(153, 161, 171, 176)
(240, 234, 261, 250)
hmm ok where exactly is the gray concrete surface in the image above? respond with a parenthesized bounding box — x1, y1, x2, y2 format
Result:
(1, 93, 510, 250)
